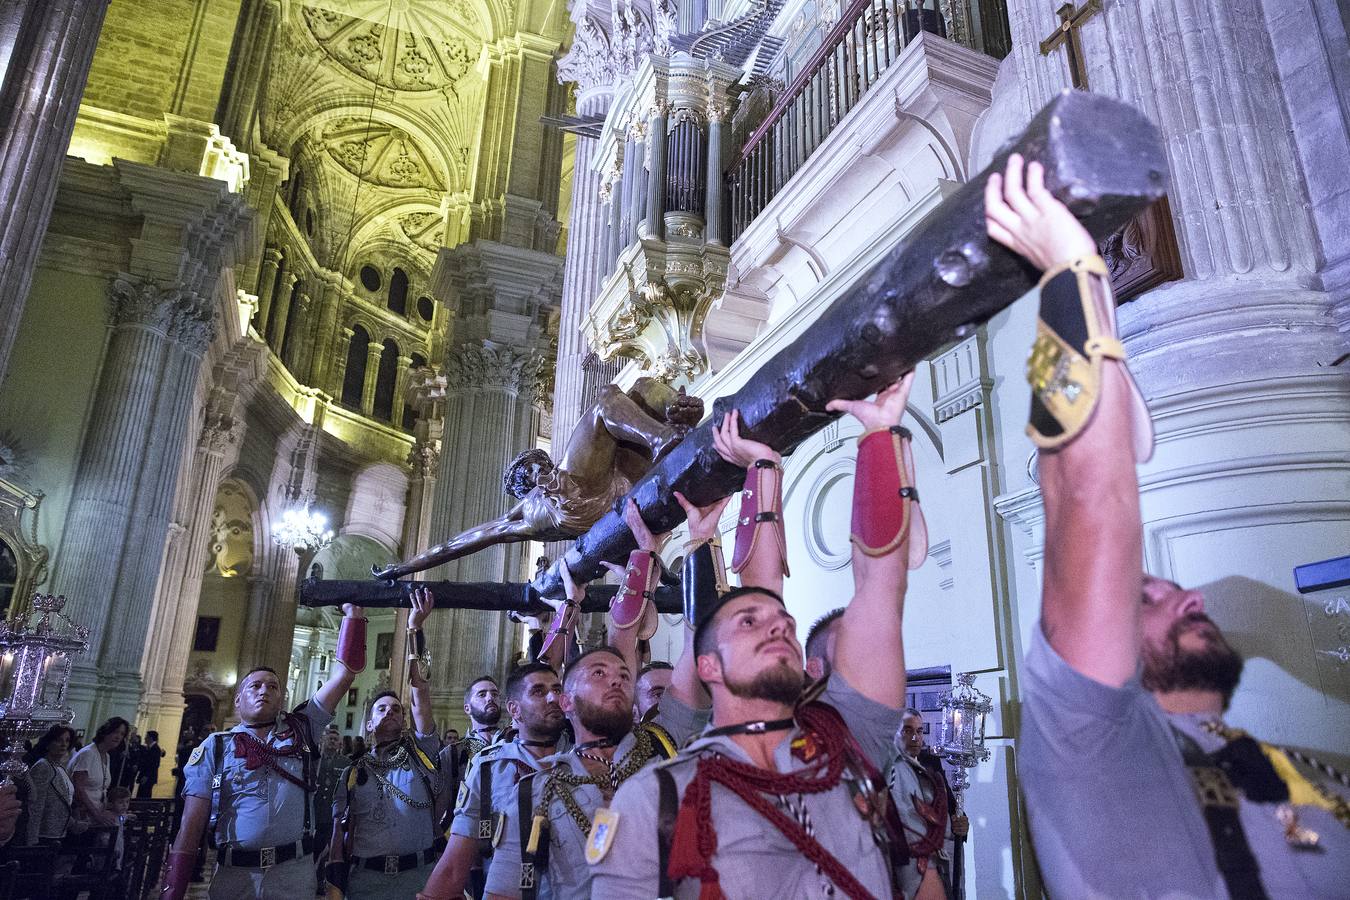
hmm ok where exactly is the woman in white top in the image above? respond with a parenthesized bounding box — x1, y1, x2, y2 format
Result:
(68, 716, 128, 829)
(22, 724, 81, 845)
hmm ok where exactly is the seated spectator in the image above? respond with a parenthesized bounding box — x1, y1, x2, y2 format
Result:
(22, 724, 82, 846)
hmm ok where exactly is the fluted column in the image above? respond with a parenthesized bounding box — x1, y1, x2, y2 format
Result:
(361, 342, 383, 416)
(392, 355, 414, 427)
(253, 247, 282, 334)
(269, 272, 297, 352)
(0, 0, 111, 384)
(53, 275, 216, 725)
(705, 102, 727, 245)
(644, 105, 668, 240)
(138, 407, 237, 795)
(394, 367, 446, 695)
(331, 326, 355, 397)
(552, 79, 616, 441)
(426, 344, 543, 721)
(307, 278, 342, 389)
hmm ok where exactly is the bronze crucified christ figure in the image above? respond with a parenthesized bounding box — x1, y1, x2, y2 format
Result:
(373, 378, 702, 581)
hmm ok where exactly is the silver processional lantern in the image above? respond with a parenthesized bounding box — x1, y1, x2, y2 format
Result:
(0, 593, 89, 783)
(936, 671, 993, 797)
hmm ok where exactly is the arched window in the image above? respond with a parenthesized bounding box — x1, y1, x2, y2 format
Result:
(288, 168, 305, 216)
(388, 267, 409, 315)
(372, 338, 400, 421)
(341, 325, 371, 408)
(401, 352, 428, 432)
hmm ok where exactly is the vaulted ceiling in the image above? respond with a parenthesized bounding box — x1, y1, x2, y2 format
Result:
(261, 0, 515, 279)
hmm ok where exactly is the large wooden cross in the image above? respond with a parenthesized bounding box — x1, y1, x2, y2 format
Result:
(1039, 1, 1101, 90)
(300, 90, 1169, 613)
(1039, 0, 1183, 302)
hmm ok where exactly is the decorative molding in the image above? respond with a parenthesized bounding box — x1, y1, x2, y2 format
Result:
(930, 334, 992, 423)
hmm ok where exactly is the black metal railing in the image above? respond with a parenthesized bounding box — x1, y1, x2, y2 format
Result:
(727, 0, 947, 241)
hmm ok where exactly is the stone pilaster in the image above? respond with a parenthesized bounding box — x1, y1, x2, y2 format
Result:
(54, 275, 218, 726)
(0, 0, 111, 385)
(137, 392, 241, 795)
(31, 150, 249, 728)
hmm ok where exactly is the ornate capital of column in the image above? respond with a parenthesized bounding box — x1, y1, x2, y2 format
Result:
(557, 17, 617, 92)
(444, 342, 546, 394)
(407, 440, 441, 478)
(108, 275, 217, 353)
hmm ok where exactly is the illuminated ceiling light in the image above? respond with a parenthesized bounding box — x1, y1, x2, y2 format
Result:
(272, 506, 335, 554)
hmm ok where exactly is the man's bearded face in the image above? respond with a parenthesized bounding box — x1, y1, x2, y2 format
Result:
(1139, 577, 1244, 707)
(465, 680, 501, 727)
(701, 594, 804, 705)
(565, 653, 634, 741)
(513, 672, 566, 741)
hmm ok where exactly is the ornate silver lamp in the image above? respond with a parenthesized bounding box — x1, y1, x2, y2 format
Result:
(936, 671, 993, 795)
(936, 672, 993, 900)
(0, 593, 89, 782)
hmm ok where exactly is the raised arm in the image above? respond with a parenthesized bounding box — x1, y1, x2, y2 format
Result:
(406, 588, 437, 736)
(985, 154, 1145, 687)
(713, 410, 787, 596)
(826, 374, 923, 709)
(670, 491, 732, 710)
(315, 603, 365, 715)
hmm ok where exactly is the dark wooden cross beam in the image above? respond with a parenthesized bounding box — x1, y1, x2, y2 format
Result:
(301, 89, 1168, 612)
(1039, 0, 1102, 90)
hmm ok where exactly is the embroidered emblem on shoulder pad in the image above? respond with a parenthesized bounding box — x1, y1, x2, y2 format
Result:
(455, 780, 469, 811)
(187, 744, 205, 767)
(585, 807, 619, 864)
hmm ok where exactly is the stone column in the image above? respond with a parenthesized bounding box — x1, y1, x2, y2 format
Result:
(0, 0, 112, 385)
(308, 277, 342, 389)
(269, 272, 297, 351)
(253, 247, 282, 334)
(391, 355, 414, 427)
(643, 105, 668, 240)
(550, 67, 616, 440)
(393, 368, 447, 694)
(361, 342, 383, 416)
(426, 344, 543, 716)
(331, 326, 355, 397)
(138, 402, 239, 795)
(53, 275, 216, 725)
(705, 103, 727, 245)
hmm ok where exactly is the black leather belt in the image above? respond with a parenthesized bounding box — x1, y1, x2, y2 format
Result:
(219, 834, 315, 868)
(352, 840, 446, 875)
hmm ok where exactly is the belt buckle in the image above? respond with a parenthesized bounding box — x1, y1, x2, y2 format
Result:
(260, 846, 277, 869)
(384, 855, 400, 876)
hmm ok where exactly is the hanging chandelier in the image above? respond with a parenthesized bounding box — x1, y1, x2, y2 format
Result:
(272, 505, 335, 553)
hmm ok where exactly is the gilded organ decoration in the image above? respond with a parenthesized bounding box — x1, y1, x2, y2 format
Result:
(209, 482, 255, 578)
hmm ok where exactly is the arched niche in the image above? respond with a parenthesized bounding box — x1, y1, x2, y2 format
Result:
(0, 479, 49, 618)
(342, 463, 409, 552)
